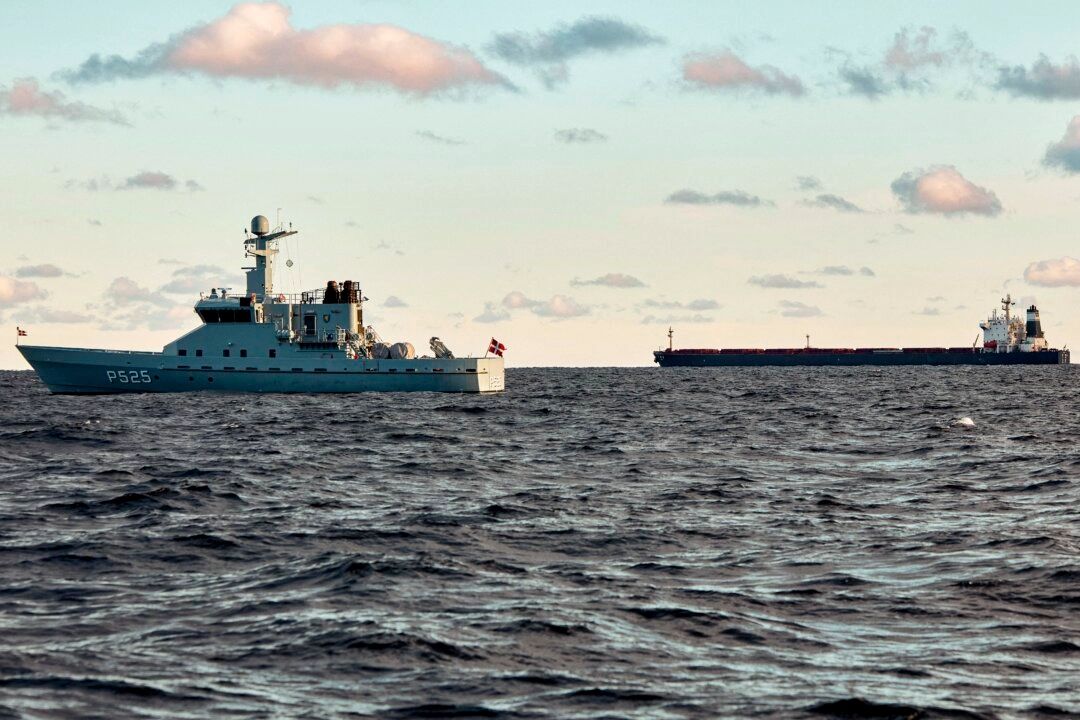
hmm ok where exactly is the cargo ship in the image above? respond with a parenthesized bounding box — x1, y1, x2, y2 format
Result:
(654, 296, 1069, 367)
(17, 214, 505, 394)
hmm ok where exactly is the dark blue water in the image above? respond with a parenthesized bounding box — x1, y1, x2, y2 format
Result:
(1, 367, 1078, 719)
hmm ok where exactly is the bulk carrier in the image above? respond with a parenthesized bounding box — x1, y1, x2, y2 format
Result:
(654, 296, 1069, 367)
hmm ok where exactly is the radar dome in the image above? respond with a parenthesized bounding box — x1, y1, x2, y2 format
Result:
(251, 215, 270, 236)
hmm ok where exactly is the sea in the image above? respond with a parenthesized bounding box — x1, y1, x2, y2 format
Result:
(1, 366, 1078, 720)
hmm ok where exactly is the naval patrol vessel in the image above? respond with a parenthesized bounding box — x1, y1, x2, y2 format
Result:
(17, 215, 505, 394)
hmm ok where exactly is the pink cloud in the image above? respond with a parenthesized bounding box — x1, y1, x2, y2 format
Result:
(500, 290, 589, 318)
(105, 277, 171, 306)
(891, 166, 1002, 216)
(683, 51, 803, 96)
(0, 78, 127, 124)
(0, 275, 47, 306)
(1024, 257, 1080, 287)
(120, 171, 177, 190)
(884, 27, 947, 70)
(163, 2, 506, 94)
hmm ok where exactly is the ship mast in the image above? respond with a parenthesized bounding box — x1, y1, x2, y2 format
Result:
(244, 214, 297, 301)
(667, 327, 673, 351)
(1001, 293, 1013, 324)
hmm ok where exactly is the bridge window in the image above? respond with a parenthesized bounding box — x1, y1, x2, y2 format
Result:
(197, 308, 253, 323)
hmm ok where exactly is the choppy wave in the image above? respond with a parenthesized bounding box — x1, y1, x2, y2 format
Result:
(1, 366, 1078, 718)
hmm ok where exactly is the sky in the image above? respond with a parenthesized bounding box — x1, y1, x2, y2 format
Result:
(3, 1, 1080, 368)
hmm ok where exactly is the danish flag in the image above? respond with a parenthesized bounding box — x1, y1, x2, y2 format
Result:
(488, 338, 505, 356)
(17, 327, 27, 337)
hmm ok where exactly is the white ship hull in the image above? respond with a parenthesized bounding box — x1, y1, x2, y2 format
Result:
(18, 345, 504, 394)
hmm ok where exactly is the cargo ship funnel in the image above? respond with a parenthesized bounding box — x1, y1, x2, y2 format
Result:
(1026, 305, 1044, 339)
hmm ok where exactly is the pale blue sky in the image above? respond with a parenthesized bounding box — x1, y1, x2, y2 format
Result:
(3, 1, 1080, 367)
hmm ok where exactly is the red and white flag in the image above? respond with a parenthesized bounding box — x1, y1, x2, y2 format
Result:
(17, 327, 27, 337)
(488, 338, 505, 356)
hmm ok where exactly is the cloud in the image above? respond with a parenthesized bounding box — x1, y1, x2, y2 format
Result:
(105, 277, 172, 307)
(641, 314, 713, 325)
(890, 165, 1002, 217)
(416, 130, 465, 145)
(489, 16, 661, 66)
(15, 264, 63, 278)
(641, 298, 719, 311)
(18, 307, 95, 324)
(536, 298, 589, 318)
(836, 27, 981, 99)
(473, 301, 510, 323)
(1024, 257, 1080, 287)
(117, 171, 204, 191)
(839, 65, 888, 99)
(1043, 115, 1080, 173)
(101, 303, 194, 332)
(997, 56, 1080, 99)
(500, 290, 589, 318)
(373, 241, 404, 256)
(570, 273, 645, 288)
(808, 266, 875, 277)
(779, 300, 822, 318)
(121, 171, 176, 190)
(66, 172, 203, 192)
(554, 128, 608, 144)
(65, 177, 106, 192)
(383, 295, 408, 307)
(0, 275, 47, 306)
(96, 278, 193, 331)
(915, 307, 940, 316)
(159, 265, 229, 294)
(884, 27, 948, 70)
(795, 175, 822, 191)
(64, 2, 508, 96)
(0, 78, 128, 125)
(749, 275, 822, 289)
(683, 51, 804, 96)
(89, 219, 102, 226)
(814, 266, 853, 276)
(804, 193, 863, 213)
(665, 188, 773, 207)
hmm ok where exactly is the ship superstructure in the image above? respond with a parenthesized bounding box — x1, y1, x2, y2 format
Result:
(17, 215, 505, 394)
(978, 294, 1048, 353)
(654, 295, 1069, 367)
